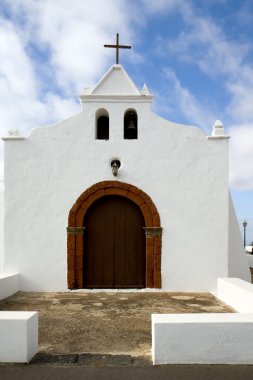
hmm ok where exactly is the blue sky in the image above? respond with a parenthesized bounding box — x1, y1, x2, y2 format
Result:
(0, 0, 252, 243)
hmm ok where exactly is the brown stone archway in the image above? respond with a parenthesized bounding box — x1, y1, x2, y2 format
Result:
(67, 181, 162, 289)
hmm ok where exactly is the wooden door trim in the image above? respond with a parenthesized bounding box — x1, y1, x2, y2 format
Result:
(67, 181, 162, 289)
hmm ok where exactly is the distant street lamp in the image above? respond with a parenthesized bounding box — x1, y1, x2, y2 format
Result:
(242, 220, 247, 248)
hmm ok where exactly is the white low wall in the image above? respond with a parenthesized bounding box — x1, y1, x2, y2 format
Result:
(217, 278, 253, 312)
(152, 313, 253, 365)
(0, 273, 19, 300)
(152, 278, 253, 365)
(0, 311, 38, 362)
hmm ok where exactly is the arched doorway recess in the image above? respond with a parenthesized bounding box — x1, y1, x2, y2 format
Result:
(67, 181, 162, 289)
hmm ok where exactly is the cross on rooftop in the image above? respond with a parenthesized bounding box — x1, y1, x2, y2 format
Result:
(104, 33, 131, 64)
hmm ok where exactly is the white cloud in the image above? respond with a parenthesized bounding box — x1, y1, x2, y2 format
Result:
(0, 17, 80, 136)
(229, 125, 253, 190)
(0, 20, 37, 97)
(225, 67, 253, 123)
(163, 9, 249, 78)
(161, 68, 213, 131)
(5, 0, 138, 94)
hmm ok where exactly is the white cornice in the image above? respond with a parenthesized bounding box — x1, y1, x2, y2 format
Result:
(206, 136, 230, 140)
(79, 94, 153, 103)
(2, 137, 26, 141)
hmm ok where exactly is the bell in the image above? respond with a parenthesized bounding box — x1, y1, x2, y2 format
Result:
(127, 120, 136, 130)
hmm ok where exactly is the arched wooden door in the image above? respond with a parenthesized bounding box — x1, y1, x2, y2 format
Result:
(83, 195, 146, 288)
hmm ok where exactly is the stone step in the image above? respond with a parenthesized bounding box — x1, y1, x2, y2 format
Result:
(30, 352, 151, 366)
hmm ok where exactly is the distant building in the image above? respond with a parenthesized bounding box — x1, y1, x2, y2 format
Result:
(246, 245, 253, 254)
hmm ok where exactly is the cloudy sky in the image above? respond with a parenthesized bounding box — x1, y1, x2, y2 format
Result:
(0, 0, 253, 242)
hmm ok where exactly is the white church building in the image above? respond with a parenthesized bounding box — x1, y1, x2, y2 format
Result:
(1, 63, 250, 292)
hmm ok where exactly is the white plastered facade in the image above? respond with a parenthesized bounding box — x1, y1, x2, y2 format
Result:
(1, 64, 250, 291)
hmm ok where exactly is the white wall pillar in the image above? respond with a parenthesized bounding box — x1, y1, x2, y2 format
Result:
(0, 311, 38, 362)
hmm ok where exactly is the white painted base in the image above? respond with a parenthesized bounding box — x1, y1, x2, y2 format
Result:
(0, 273, 19, 300)
(217, 278, 253, 312)
(152, 313, 253, 365)
(0, 311, 38, 362)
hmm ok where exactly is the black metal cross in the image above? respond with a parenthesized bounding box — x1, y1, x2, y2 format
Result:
(104, 33, 131, 64)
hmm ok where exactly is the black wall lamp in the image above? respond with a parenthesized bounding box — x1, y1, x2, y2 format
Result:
(111, 159, 121, 177)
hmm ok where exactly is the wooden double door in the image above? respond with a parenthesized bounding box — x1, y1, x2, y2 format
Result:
(83, 195, 146, 288)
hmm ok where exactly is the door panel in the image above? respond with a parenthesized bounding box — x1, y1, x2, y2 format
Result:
(83, 195, 145, 288)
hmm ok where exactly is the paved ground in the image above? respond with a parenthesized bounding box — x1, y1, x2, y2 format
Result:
(0, 291, 234, 361)
(1, 291, 252, 379)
